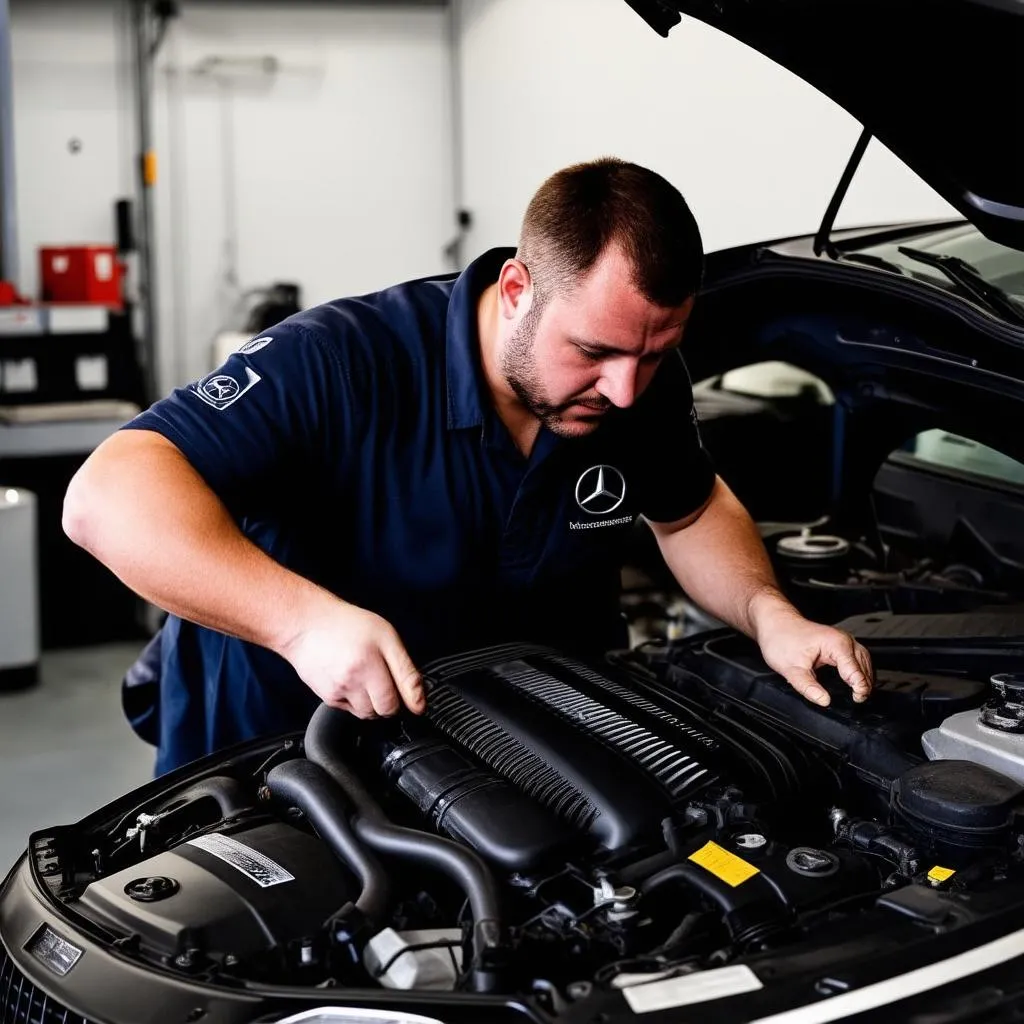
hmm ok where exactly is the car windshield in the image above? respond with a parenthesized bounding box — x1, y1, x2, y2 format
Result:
(852, 224, 1024, 320)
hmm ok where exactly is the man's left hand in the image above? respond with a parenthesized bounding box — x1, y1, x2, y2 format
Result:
(753, 603, 874, 706)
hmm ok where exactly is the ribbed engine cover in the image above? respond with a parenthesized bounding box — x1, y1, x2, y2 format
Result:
(417, 643, 725, 852)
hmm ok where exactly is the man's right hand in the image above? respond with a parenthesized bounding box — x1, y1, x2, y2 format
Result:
(61, 430, 425, 720)
(281, 601, 426, 719)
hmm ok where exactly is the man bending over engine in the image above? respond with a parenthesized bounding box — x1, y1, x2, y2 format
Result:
(63, 157, 874, 774)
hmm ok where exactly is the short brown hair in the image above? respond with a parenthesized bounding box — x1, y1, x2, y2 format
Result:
(517, 157, 704, 308)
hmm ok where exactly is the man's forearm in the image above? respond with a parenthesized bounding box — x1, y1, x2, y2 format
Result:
(63, 430, 336, 658)
(648, 476, 797, 639)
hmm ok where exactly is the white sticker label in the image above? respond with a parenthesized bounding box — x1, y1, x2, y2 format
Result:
(28, 925, 84, 977)
(187, 833, 294, 887)
(622, 964, 763, 1014)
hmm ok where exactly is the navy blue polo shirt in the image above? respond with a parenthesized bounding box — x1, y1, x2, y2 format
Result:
(124, 248, 715, 774)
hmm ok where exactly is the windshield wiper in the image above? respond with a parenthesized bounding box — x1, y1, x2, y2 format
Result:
(836, 252, 907, 274)
(897, 245, 1024, 325)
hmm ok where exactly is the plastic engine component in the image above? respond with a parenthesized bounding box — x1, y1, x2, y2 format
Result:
(923, 673, 1024, 785)
(381, 736, 577, 871)
(891, 760, 1024, 856)
(662, 631, 990, 788)
(363, 928, 463, 990)
(421, 643, 727, 851)
(922, 710, 1024, 785)
(641, 834, 875, 946)
(78, 822, 355, 967)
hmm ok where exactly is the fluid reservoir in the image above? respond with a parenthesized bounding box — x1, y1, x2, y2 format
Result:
(922, 673, 1024, 784)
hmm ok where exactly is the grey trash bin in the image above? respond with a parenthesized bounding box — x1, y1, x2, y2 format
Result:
(0, 486, 39, 690)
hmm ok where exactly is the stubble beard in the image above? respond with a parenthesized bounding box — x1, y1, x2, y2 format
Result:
(501, 303, 609, 438)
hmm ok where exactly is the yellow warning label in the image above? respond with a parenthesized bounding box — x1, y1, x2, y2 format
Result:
(688, 841, 760, 887)
(928, 865, 956, 883)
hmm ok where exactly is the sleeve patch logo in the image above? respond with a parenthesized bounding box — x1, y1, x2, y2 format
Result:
(193, 365, 262, 410)
(238, 335, 273, 356)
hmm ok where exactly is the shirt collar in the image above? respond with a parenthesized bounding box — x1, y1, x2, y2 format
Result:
(445, 246, 516, 430)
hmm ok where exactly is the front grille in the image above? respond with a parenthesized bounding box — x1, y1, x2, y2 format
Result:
(0, 945, 93, 1024)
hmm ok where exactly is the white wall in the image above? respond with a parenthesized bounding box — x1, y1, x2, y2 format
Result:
(10, 0, 963, 397)
(9, 0, 134, 299)
(454, 0, 959, 257)
(152, 2, 455, 386)
(10, 1, 455, 393)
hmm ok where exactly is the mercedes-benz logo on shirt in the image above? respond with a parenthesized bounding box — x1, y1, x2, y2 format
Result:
(575, 465, 626, 515)
(192, 366, 262, 411)
(202, 375, 240, 402)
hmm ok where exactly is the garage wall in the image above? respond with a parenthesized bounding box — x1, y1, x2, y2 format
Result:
(10, 1, 455, 392)
(453, 0, 959, 258)
(9, 1, 134, 301)
(151, 2, 455, 386)
(11, 0, 962, 395)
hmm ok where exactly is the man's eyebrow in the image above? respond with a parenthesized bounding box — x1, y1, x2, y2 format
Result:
(568, 336, 635, 355)
(569, 336, 680, 356)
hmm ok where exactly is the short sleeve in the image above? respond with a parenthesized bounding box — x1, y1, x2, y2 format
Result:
(122, 321, 352, 510)
(629, 350, 716, 523)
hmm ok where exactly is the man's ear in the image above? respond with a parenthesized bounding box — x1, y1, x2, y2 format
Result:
(497, 258, 533, 321)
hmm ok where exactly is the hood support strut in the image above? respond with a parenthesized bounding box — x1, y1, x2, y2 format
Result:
(814, 126, 873, 257)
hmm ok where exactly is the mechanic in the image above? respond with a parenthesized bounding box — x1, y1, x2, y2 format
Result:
(63, 158, 874, 775)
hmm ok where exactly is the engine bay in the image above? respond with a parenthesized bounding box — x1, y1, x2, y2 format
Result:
(10, 626, 1024, 1021)
(621, 511, 1024, 650)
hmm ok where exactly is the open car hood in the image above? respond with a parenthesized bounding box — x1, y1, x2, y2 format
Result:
(626, 0, 1024, 251)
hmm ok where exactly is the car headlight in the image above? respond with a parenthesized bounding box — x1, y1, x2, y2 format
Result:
(272, 1009, 446, 1024)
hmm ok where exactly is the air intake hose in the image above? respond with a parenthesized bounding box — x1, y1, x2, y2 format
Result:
(266, 758, 390, 929)
(304, 703, 506, 992)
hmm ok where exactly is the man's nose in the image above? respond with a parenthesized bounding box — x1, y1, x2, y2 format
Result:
(596, 359, 639, 409)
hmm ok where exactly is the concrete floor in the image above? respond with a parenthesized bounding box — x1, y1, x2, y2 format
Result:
(0, 642, 154, 870)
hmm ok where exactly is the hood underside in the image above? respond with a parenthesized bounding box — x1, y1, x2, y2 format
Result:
(626, 0, 1024, 251)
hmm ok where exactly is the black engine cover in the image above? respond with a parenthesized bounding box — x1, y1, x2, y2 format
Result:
(78, 820, 355, 968)
(404, 643, 805, 864)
